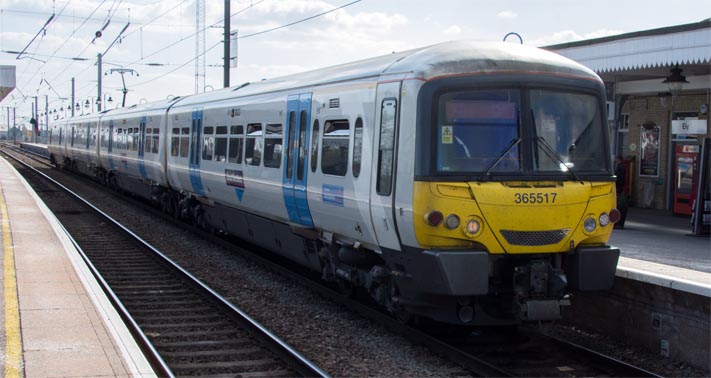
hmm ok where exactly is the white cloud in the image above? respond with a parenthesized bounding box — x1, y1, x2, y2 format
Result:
(497, 11, 518, 19)
(532, 28, 625, 46)
(443, 25, 462, 36)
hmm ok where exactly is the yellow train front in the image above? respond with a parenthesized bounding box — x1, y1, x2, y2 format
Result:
(385, 42, 621, 325)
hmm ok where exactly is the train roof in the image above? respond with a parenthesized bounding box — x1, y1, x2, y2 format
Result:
(172, 40, 600, 108)
(100, 96, 183, 120)
(54, 41, 600, 122)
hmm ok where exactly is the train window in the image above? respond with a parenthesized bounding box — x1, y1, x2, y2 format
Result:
(216, 126, 228, 134)
(133, 128, 139, 151)
(310, 120, 319, 173)
(352, 118, 363, 178)
(228, 125, 244, 164)
(264, 123, 283, 169)
(214, 134, 227, 162)
(100, 128, 105, 148)
(228, 137, 243, 164)
(245, 123, 263, 166)
(181, 127, 190, 135)
(321, 119, 349, 176)
(202, 134, 215, 161)
(530, 90, 605, 172)
(152, 135, 159, 154)
(144, 132, 151, 153)
(127, 131, 134, 151)
(179, 134, 189, 158)
(377, 99, 397, 195)
(117, 129, 122, 150)
(286, 112, 296, 179)
(204, 126, 214, 135)
(171, 135, 180, 156)
(436, 89, 520, 174)
(296, 112, 308, 180)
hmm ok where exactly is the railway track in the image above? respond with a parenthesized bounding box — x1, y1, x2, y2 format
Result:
(0, 147, 327, 378)
(5, 144, 663, 377)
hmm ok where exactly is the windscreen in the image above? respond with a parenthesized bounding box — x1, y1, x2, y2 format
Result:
(530, 90, 607, 173)
(433, 87, 607, 177)
(436, 89, 520, 173)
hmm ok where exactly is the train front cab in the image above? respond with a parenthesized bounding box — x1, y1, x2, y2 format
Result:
(402, 73, 621, 325)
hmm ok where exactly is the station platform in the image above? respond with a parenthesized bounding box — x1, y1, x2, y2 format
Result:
(0, 156, 155, 377)
(16, 142, 48, 158)
(611, 206, 711, 297)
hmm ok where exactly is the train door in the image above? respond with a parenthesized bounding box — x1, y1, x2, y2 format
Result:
(138, 116, 148, 179)
(673, 144, 699, 215)
(369, 82, 402, 251)
(189, 109, 206, 196)
(282, 93, 315, 227)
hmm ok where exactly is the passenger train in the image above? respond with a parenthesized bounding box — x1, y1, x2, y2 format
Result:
(47, 41, 621, 325)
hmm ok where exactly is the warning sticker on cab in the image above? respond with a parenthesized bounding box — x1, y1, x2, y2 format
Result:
(441, 126, 453, 144)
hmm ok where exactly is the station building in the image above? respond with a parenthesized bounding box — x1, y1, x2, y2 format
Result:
(547, 19, 711, 220)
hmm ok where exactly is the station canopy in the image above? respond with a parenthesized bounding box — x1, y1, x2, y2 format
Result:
(546, 19, 710, 87)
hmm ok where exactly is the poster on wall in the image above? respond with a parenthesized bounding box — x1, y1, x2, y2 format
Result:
(640, 124, 660, 177)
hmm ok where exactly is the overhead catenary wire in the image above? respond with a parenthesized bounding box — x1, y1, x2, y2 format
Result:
(26, 1, 107, 90)
(124, 0, 266, 68)
(239, 0, 362, 39)
(129, 0, 364, 89)
(9, 0, 366, 107)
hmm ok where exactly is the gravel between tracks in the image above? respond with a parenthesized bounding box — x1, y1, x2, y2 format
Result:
(38, 165, 709, 377)
(48, 170, 461, 377)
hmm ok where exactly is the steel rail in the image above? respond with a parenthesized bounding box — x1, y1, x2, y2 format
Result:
(2, 148, 329, 378)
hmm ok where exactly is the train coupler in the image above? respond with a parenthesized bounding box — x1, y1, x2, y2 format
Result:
(520, 298, 571, 320)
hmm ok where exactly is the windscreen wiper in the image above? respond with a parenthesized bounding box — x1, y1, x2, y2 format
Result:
(535, 136, 581, 181)
(478, 138, 521, 181)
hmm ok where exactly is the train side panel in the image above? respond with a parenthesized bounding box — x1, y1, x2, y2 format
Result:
(98, 104, 171, 198)
(307, 81, 380, 251)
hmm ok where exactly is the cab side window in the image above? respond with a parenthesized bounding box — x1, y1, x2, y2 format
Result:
(352, 118, 363, 178)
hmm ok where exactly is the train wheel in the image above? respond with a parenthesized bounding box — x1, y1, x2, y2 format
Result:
(387, 281, 416, 325)
(50, 155, 60, 168)
(108, 175, 120, 193)
(336, 279, 355, 298)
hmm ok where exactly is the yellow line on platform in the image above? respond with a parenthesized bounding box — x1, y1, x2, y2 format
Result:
(1, 184, 22, 378)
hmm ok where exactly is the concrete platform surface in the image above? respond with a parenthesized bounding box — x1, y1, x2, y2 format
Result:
(611, 207, 711, 274)
(0, 156, 155, 377)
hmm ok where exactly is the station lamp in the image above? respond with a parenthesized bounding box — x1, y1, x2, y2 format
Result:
(662, 65, 689, 96)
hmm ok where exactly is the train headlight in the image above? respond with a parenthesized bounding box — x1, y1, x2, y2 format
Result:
(583, 217, 597, 233)
(465, 219, 481, 235)
(425, 211, 443, 227)
(599, 213, 610, 227)
(445, 214, 460, 229)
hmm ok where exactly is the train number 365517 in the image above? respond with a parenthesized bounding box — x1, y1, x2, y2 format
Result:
(514, 192, 558, 204)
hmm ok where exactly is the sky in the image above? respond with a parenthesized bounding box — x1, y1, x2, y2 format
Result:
(0, 0, 709, 125)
